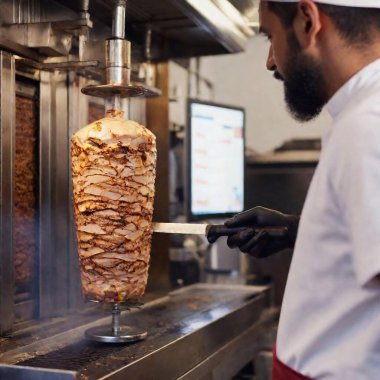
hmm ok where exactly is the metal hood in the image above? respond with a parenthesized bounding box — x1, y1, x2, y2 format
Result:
(168, 0, 255, 53)
(60, 0, 257, 60)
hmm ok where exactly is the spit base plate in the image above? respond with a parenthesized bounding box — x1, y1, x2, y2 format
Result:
(85, 325, 147, 344)
(81, 84, 147, 98)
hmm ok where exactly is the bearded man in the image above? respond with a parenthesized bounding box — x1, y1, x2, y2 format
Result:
(223, 1, 380, 378)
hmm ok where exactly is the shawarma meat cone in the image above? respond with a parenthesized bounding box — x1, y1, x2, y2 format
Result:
(71, 109, 156, 303)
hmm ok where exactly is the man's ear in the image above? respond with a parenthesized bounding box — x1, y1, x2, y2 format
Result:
(293, 0, 322, 49)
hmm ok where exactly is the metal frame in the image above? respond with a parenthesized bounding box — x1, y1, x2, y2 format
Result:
(0, 51, 16, 334)
(1, 54, 76, 332)
(67, 73, 92, 310)
(39, 70, 71, 317)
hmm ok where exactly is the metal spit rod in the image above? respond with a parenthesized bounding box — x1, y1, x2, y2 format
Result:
(110, 0, 127, 110)
(85, 302, 147, 343)
(113, 0, 127, 39)
(145, 28, 152, 62)
(79, 0, 91, 62)
(80, 0, 90, 18)
(110, 95, 122, 111)
(112, 304, 121, 334)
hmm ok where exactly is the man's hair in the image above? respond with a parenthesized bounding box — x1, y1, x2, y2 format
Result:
(267, 2, 380, 44)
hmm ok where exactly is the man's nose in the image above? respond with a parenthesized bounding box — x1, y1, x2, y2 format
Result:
(266, 45, 276, 71)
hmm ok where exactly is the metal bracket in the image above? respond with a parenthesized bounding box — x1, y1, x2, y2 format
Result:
(1, 0, 93, 58)
(0, 22, 73, 56)
(16, 57, 100, 72)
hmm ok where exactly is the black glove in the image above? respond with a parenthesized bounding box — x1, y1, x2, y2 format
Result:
(225, 206, 300, 258)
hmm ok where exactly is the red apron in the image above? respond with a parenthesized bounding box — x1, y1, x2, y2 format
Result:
(272, 345, 313, 380)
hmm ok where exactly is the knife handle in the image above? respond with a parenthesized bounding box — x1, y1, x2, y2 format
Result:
(206, 225, 246, 244)
(206, 225, 288, 244)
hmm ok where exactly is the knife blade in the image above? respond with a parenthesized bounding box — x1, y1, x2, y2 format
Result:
(152, 222, 208, 235)
(152, 222, 288, 244)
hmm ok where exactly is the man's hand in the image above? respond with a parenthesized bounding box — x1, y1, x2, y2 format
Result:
(225, 206, 300, 258)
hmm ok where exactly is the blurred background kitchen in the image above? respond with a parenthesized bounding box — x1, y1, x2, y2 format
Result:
(0, 0, 329, 379)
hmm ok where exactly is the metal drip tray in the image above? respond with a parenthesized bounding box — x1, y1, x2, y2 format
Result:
(0, 284, 274, 380)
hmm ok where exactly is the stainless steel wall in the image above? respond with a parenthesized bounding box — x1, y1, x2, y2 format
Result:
(0, 51, 16, 334)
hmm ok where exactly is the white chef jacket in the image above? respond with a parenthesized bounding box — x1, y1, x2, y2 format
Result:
(276, 59, 380, 379)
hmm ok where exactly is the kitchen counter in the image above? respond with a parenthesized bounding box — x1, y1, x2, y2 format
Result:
(0, 283, 277, 380)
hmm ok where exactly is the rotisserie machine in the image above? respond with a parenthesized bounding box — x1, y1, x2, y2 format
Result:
(77, 0, 152, 345)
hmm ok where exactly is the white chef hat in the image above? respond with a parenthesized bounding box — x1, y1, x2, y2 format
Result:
(268, 0, 380, 7)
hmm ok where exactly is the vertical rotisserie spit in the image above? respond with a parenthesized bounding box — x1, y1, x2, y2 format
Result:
(71, 109, 156, 303)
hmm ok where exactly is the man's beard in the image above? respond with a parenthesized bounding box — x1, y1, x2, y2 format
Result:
(277, 32, 329, 122)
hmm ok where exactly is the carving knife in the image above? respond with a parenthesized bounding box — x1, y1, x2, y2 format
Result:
(152, 222, 288, 244)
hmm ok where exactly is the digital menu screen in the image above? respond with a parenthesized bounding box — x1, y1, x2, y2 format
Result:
(189, 101, 245, 217)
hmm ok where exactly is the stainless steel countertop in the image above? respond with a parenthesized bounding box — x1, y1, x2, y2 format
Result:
(0, 283, 274, 380)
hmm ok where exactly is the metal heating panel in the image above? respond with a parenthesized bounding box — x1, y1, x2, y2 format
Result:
(0, 284, 270, 380)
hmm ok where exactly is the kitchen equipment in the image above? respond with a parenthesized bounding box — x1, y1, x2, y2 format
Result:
(77, 0, 154, 344)
(152, 222, 288, 243)
(0, 0, 254, 340)
(81, 0, 149, 99)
